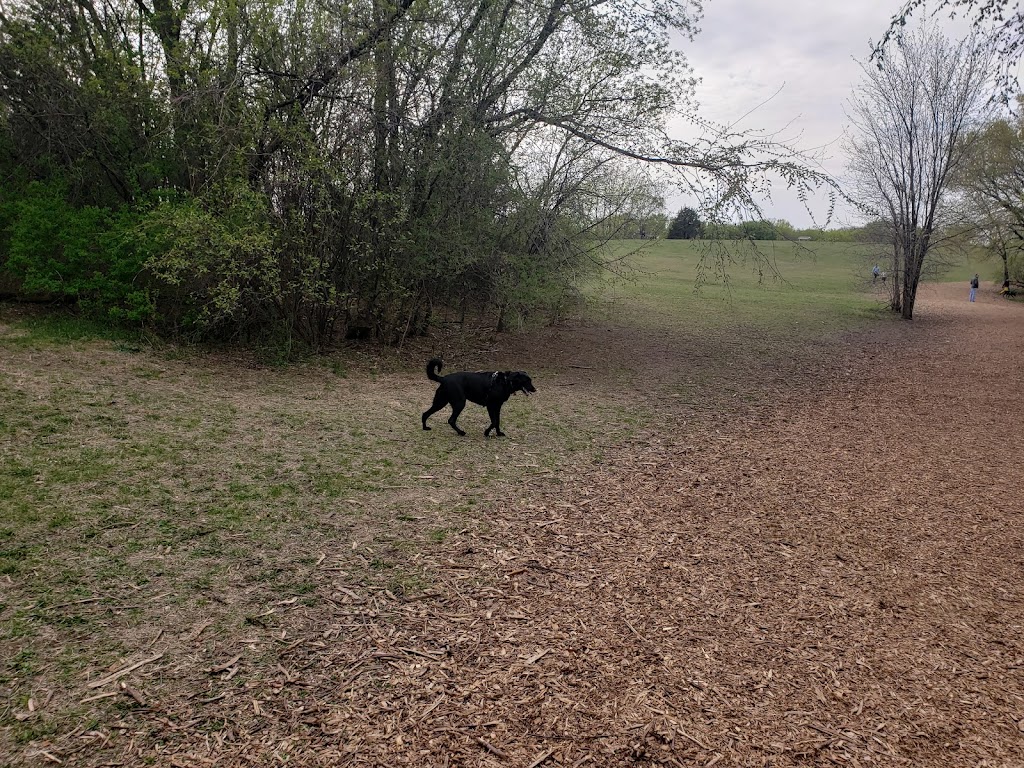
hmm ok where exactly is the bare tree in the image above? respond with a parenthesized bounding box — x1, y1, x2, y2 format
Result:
(876, 0, 1023, 101)
(846, 26, 994, 319)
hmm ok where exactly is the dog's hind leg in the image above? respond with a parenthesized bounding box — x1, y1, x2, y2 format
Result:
(447, 397, 467, 436)
(484, 404, 505, 437)
(422, 389, 449, 431)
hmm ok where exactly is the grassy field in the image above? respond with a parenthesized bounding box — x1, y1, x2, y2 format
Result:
(595, 237, 1002, 330)
(0, 236, 991, 760)
(594, 238, 882, 334)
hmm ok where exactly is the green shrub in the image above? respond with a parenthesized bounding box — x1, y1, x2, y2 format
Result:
(138, 184, 275, 336)
(3, 180, 155, 322)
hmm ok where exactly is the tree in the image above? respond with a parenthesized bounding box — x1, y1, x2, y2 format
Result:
(667, 207, 702, 239)
(972, 208, 1024, 288)
(772, 219, 796, 240)
(846, 26, 993, 319)
(740, 220, 777, 241)
(877, 1, 1024, 100)
(956, 116, 1024, 288)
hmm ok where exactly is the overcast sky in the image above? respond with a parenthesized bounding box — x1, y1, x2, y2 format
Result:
(665, 0, 976, 228)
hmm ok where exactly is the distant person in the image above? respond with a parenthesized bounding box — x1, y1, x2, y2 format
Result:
(969, 273, 979, 302)
(872, 264, 880, 282)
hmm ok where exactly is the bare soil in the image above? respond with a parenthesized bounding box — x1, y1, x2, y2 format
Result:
(3, 283, 1024, 766)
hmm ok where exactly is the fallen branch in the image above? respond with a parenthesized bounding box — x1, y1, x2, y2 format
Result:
(185, 620, 213, 642)
(527, 748, 555, 768)
(209, 655, 242, 674)
(475, 737, 508, 758)
(80, 691, 118, 704)
(119, 681, 147, 707)
(43, 597, 103, 611)
(87, 654, 163, 689)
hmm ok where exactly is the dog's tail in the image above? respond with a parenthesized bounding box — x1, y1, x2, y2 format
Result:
(426, 358, 443, 382)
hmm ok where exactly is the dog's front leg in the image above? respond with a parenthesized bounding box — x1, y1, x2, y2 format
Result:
(484, 404, 505, 437)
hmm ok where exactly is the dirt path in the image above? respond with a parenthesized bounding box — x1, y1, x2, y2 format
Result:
(7, 285, 1024, 766)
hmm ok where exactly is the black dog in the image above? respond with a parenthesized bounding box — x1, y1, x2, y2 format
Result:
(421, 358, 536, 437)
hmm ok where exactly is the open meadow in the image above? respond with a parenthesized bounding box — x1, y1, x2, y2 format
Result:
(2, 239, 1022, 767)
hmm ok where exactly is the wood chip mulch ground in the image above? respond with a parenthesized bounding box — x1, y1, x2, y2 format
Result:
(9, 284, 1024, 767)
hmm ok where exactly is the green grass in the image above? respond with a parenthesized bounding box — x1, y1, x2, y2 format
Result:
(595, 239, 882, 335)
(934, 246, 1002, 284)
(0, 311, 149, 348)
(593, 237, 998, 333)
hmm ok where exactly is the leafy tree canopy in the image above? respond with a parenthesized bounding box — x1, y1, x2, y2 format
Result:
(0, 0, 839, 347)
(955, 112, 1024, 286)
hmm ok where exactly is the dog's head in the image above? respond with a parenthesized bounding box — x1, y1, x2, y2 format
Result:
(502, 371, 536, 396)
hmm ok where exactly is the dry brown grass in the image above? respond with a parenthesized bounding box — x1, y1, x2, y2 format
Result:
(1, 284, 1023, 767)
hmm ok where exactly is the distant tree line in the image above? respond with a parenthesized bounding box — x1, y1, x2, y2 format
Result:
(662, 207, 878, 242)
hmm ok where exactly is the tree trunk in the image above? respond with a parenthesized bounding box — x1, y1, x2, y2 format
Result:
(900, 245, 925, 320)
(888, 244, 903, 313)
